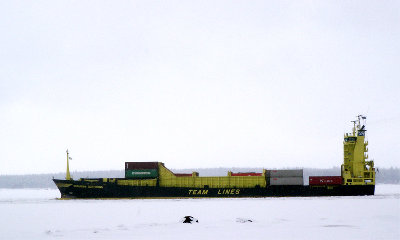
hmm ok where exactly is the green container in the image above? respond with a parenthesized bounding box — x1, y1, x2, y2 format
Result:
(125, 169, 158, 179)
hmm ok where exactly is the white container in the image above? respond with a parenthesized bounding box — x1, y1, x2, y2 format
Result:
(269, 177, 304, 185)
(267, 169, 303, 177)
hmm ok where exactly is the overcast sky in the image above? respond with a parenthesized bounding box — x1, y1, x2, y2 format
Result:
(1, 1, 399, 175)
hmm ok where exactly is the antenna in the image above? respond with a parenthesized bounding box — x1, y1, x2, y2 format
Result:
(351, 120, 356, 136)
(356, 115, 367, 130)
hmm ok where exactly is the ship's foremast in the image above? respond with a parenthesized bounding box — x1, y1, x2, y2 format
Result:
(66, 149, 72, 180)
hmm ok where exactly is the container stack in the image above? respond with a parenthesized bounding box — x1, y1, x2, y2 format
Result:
(267, 169, 303, 185)
(125, 162, 159, 179)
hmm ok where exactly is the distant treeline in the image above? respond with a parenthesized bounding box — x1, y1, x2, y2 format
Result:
(0, 167, 398, 189)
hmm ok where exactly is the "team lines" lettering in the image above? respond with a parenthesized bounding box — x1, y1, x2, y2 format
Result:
(187, 189, 241, 195)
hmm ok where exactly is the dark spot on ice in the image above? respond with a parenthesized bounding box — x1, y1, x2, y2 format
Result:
(236, 218, 253, 223)
(182, 216, 199, 224)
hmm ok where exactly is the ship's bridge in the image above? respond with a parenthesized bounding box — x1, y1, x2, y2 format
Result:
(341, 115, 375, 185)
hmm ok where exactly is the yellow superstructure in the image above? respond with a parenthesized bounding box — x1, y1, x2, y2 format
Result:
(341, 115, 375, 185)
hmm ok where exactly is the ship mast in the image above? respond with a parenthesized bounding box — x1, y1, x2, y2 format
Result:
(66, 149, 71, 180)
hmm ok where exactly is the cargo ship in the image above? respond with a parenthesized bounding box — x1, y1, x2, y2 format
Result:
(53, 115, 375, 198)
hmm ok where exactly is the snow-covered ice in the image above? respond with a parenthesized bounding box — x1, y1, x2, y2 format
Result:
(0, 185, 399, 240)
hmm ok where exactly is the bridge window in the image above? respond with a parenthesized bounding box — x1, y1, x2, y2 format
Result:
(345, 137, 357, 142)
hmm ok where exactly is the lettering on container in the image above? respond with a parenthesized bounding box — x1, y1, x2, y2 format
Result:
(131, 172, 151, 175)
(321, 179, 333, 183)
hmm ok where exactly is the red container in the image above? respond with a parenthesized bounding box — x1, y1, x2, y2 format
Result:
(231, 172, 262, 176)
(125, 162, 159, 170)
(175, 173, 193, 177)
(309, 176, 343, 185)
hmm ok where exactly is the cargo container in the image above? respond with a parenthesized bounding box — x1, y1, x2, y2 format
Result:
(125, 169, 158, 179)
(309, 176, 343, 185)
(174, 173, 192, 177)
(267, 169, 303, 177)
(269, 177, 303, 185)
(125, 162, 159, 170)
(231, 172, 262, 176)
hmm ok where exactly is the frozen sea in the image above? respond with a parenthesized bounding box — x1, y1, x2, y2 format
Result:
(0, 185, 399, 240)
